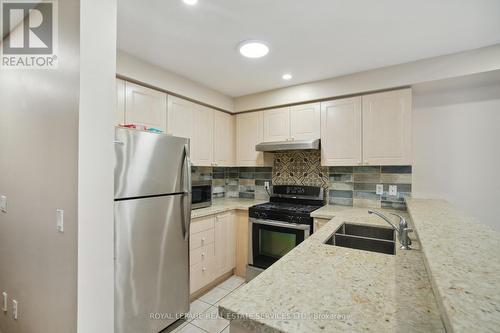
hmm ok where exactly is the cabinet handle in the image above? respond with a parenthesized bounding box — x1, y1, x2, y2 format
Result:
(364, 161, 369, 165)
(202, 267, 206, 272)
(357, 161, 361, 165)
(201, 237, 206, 243)
(201, 253, 205, 257)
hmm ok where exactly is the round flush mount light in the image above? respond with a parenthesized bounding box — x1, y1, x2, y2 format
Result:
(282, 73, 292, 80)
(238, 40, 270, 58)
(183, 0, 198, 5)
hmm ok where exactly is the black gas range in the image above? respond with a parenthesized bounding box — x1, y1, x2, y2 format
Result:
(247, 185, 324, 276)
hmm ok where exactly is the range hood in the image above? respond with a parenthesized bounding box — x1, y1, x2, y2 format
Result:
(255, 139, 320, 152)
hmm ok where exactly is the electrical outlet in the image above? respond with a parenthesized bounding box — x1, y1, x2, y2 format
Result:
(0, 195, 7, 213)
(12, 300, 18, 320)
(264, 181, 270, 190)
(56, 209, 64, 233)
(2, 292, 7, 312)
(375, 184, 384, 195)
(389, 185, 398, 196)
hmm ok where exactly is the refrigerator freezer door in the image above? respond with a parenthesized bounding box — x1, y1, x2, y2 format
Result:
(115, 195, 189, 333)
(114, 127, 190, 199)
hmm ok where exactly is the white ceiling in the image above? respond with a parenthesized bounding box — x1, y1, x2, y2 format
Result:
(117, 0, 500, 97)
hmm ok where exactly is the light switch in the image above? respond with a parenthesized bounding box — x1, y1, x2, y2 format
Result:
(389, 185, 398, 196)
(12, 300, 18, 320)
(0, 195, 7, 213)
(376, 184, 384, 195)
(56, 209, 64, 233)
(2, 292, 7, 312)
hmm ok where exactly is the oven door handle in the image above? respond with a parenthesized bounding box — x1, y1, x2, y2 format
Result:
(250, 218, 311, 231)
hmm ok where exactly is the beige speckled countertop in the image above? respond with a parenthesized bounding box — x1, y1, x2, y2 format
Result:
(219, 206, 445, 333)
(406, 199, 500, 333)
(191, 198, 266, 219)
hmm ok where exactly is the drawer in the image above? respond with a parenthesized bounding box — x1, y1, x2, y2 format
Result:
(190, 257, 213, 293)
(190, 229, 214, 250)
(190, 243, 214, 267)
(190, 215, 215, 235)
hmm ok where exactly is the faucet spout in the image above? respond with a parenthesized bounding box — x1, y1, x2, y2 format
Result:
(368, 210, 399, 231)
(368, 210, 412, 250)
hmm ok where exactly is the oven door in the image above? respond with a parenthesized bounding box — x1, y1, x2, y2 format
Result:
(249, 218, 310, 269)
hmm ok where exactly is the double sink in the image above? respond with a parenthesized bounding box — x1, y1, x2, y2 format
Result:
(325, 223, 396, 255)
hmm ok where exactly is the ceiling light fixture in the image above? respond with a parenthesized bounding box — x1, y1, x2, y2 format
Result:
(238, 40, 270, 58)
(183, 0, 198, 5)
(282, 73, 292, 80)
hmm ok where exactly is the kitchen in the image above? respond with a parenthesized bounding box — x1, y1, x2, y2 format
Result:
(1, 1, 500, 333)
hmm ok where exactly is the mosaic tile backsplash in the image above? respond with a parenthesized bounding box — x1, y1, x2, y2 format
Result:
(192, 166, 272, 200)
(192, 152, 412, 210)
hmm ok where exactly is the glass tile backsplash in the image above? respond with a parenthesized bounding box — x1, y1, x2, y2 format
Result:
(192, 152, 411, 210)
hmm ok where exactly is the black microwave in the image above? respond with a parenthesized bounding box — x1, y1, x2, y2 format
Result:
(192, 181, 212, 209)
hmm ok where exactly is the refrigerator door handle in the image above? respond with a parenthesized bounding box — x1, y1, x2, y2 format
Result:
(181, 143, 192, 241)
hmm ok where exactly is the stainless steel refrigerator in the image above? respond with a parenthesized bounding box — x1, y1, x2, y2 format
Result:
(114, 127, 191, 333)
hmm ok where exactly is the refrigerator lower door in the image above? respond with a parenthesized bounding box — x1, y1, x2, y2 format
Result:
(115, 195, 189, 333)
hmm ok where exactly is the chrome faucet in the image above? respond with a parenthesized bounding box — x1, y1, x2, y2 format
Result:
(368, 210, 413, 250)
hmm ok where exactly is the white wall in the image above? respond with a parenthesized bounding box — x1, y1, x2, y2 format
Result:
(0, 1, 79, 332)
(77, 0, 116, 332)
(235, 44, 500, 112)
(412, 71, 500, 231)
(117, 51, 234, 112)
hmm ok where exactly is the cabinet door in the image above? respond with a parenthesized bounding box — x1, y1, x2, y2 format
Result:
(167, 95, 196, 139)
(116, 78, 125, 126)
(213, 112, 235, 166)
(263, 107, 290, 142)
(236, 112, 264, 166)
(192, 105, 214, 166)
(362, 89, 412, 165)
(214, 212, 236, 277)
(290, 103, 320, 141)
(125, 82, 167, 131)
(321, 97, 362, 166)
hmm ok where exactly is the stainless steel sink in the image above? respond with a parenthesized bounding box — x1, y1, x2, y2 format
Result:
(325, 223, 396, 255)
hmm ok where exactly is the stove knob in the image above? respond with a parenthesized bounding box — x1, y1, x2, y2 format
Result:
(260, 212, 267, 219)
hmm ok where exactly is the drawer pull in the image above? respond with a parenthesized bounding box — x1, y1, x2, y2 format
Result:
(202, 267, 206, 272)
(201, 237, 206, 243)
(201, 253, 205, 257)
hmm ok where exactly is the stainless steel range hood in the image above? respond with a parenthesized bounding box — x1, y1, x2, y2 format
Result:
(255, 139, 320, 152)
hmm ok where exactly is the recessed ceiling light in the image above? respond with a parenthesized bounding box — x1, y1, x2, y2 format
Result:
(183, 0, 198, 5)
(282, 73, 292, 80)
(238, 40, 270, 58)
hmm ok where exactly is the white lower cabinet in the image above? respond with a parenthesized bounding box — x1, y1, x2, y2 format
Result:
(190, 212, 236, 294)
(214, 212, 236, 277)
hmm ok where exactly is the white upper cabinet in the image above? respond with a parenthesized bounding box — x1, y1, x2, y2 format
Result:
(124, 82, 167, 131)
(321, 89, 412, 166)
(115, 78, 125, 126)
(213, 111, 235, 166)
(362, 89, 412, 165)
(167, 96, 215, 166)
(167, 95, 196, 139)
(236, 112, 264, 166)
(192, 105, 214, 166)
(290, 103, 321, 141)
(262, 103, 320, 142)
(321, 97, 362, 166)
(263, 107, 290, 142)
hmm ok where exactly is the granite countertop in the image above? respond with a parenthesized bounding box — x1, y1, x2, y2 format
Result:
(406, 199, 500, 333)
(218, 206, 445, 333)
(191, 198, 266, 219)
